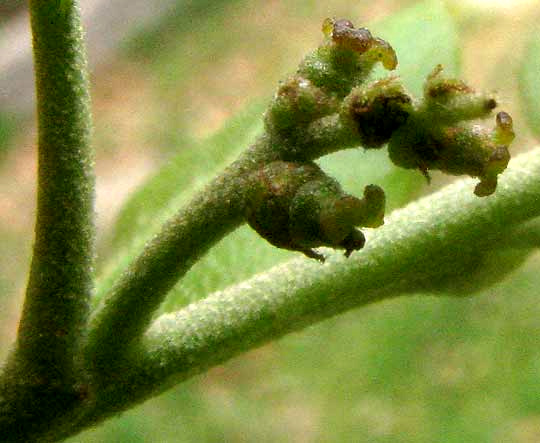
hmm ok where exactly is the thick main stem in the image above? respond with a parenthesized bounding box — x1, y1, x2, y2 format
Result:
(0, 1, 95, 441)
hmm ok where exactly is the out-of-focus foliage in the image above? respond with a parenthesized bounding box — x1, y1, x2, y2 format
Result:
(520, 30, 540, 139)
(0, 0, 24, 23)
(0, 113, 19, 158)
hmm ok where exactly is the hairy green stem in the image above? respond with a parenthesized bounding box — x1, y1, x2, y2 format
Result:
(291, 114, 361, 159)
(84, 138, 276, 379)
(85, 123, 366, 380)
(0, 0, 94, 440)
(68, 147, 540, 432)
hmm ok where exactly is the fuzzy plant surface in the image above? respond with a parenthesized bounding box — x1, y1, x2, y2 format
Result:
(1, 2, 539, 442)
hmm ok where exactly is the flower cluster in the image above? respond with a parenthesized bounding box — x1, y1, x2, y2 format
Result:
(246, 161, 384, 262)
(387, 65, 513, 196)
(245, 18, 514, 260)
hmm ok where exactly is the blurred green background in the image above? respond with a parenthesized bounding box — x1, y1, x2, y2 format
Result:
(2, 0, 540, 441)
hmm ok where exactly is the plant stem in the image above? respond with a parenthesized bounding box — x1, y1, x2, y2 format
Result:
(0, 0, 94, 440)
(84, 122, 365, 380)
(69, 147, 540, 432)
(84, 140, 274, 380)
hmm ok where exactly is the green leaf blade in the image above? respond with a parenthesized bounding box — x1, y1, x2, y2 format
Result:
(372, 0, 460, 95)
(519, 31, 540, 138)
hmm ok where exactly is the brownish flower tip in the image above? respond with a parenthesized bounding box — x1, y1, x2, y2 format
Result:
(427, 80, 473, 98)
(330, 18, 374, 53)
(341, 230, 366, 258)
(333, 18, 355, 30)
(496, 111, 512, 130)
(349, 91, 411, 149)
(474, 179, 497, 197)
(486, 98, 497, 110)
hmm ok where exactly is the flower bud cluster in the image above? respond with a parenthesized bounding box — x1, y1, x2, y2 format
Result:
(245, 161, 385, 261)
(247, 19, 514, 260)
(386, 66, 514, 196)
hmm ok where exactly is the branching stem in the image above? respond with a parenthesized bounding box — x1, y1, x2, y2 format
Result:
(74, 147, 540, 432)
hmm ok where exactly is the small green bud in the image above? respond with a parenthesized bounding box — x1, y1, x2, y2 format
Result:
(298, 19, 397, 98)
(322, 19, 397, 70)
(385, 66, 514, 196)
(422, 65, 498, 123)
(265, 76, 338, 135)
(474, 112, 513, 196)
(355, 184, 386, 228)
(368, 38, 398, 71)
(342, 77, 412, 149)
(424, 64, 473, 97)
(388, 111, 513, 196)
(493, 111, 515, 146)
(245, 161, 386, 261)
(290, 181, 385, 258)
